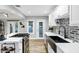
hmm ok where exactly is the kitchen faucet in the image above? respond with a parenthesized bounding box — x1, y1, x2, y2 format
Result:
(59, 26, 66, 38)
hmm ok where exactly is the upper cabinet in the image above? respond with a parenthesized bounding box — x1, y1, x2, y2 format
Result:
(70, 6, 79, 26)
(49, 5, 69, 27)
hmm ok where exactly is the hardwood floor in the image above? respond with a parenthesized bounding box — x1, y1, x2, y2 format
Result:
(29, 39, 47, 53)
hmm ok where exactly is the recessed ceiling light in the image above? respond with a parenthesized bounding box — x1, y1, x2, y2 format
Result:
(28, 11, 31, 14)
(44, 10, 49, 14)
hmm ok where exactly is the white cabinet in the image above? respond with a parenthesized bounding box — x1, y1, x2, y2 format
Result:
(70, 6, 79, 26)
(49, 5, 69, 26)
(48, 43, 63, 53)
(18, 42, 22, 53)
(15, 39, 22, 53)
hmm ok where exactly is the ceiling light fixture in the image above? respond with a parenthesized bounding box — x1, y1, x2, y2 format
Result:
(0, 12, 8, 18)
(28, 11, 31, 14)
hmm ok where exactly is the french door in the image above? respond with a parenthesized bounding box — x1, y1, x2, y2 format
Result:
(27, 20, 45, 39)
(7, 21, 18, 34)
(36, 20, 45, 39)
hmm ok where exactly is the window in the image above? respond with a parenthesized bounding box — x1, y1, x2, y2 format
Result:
(39, 22, 43, 37)
(28, 21, 33, 33)
(10, 24, 13, 33)
(15, 22, 18, 32)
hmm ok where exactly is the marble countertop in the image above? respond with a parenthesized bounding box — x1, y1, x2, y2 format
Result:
(45, 32, 79, 53)
(0, 33, 25, 44)
(0, 37, 23, 44)
(0, 32, 29, 44)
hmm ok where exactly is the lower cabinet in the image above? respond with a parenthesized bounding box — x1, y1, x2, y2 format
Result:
(18, 37, 29, 53)
(46, 36, 63, 53)
(48, 43, 63, 53)
(18, 42, 22, 53)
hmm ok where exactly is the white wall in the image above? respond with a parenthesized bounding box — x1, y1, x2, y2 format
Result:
(49, 5, 69, 27)
(6, 16, 49, 39)
(20, 16, 49, 39)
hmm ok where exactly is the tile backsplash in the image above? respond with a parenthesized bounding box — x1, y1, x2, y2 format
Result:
(69, 26, 79, 42)
(49, 17, 79, 42)
(56, 18, 69, 38)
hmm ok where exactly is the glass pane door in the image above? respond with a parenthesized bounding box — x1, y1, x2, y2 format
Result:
(10, 24, 13, 33)
(28, 21, 33, 33)
(15, 22, 18, 33)
(39, 22, 43, 37)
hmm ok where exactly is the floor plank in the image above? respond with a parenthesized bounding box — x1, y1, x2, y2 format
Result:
(29, 39, 47, 53)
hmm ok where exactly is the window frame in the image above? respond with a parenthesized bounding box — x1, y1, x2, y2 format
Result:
(27, 20, 34, 34)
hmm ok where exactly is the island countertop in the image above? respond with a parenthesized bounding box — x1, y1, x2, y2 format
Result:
(0, 33, 28, 44)
(0, 37, 23, 44)
(45, 32, 79, 53)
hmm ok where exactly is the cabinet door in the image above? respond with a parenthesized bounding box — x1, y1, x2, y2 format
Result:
(18, 42, 22, 53)
(70, 5, 79, 26)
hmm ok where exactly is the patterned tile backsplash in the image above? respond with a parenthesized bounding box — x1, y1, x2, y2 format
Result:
(51, 26, 79, 43)
(69, 26, 79, 42)
(56, 18, 69, 38)
(50, 18, 79, 42)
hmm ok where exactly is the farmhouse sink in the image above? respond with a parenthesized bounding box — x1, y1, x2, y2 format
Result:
(49, 36, 69, 43)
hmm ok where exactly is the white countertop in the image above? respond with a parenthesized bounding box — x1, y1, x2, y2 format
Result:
(0, 37, 23, 44)
(0, 33, 24, 44)
(45, 32, 79, 53)
(0, 32, 29, 44)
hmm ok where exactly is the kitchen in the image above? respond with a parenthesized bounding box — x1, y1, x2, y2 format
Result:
(0, 5, 79, 53)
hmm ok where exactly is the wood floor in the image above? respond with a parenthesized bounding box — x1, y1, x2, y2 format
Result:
(29, 39, 47, 53)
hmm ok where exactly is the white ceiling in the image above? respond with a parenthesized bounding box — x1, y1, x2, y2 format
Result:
(14, 5, 57, 16)
(0, 5, 24, 20)
(0, 5, 57, 20)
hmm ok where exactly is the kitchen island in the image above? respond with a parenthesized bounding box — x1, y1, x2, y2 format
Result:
(0, 33, 29, 53)
(45, 32, 79, 53)
(0, 37, 23, 53)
